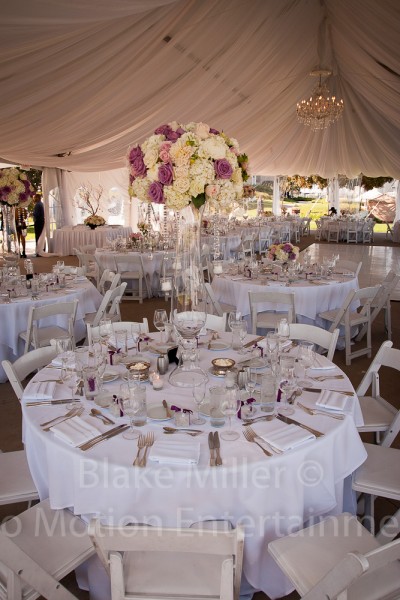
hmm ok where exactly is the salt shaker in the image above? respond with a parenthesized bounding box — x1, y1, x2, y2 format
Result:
(157, 354, 169, 375)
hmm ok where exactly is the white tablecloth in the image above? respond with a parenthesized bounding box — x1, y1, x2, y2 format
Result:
(52, 226, 133, 256)
(22, 333, 366, 599)
(0, 279, 102, 382)
(211, 273, 359, 326)
(201, 234, 242, 259)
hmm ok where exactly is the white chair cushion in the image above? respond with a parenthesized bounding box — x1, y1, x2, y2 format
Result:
(353, 443, 400, 500)
(0, 450, 38, 505)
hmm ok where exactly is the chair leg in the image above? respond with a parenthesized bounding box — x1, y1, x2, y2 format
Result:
(345, 324, 352, 366)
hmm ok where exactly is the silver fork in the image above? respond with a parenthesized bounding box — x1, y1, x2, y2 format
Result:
(246, 426, 283, 454)
(297, 402, 344, 420)
(41, 406, 84, 430)
(311, 375, 344, 382)
(139, 432, 155, 467)
(243, 427, 272, 456)
(133, 435, 146, 466)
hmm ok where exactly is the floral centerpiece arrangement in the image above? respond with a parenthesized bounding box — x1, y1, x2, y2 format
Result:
(84, 214, 106, 229)
(127, 121, 249, 212)
(0, 167, 35, 207)
(137, 221, 151, 236)
(267, 243, 299, 262)
(75, 183, 106, 228)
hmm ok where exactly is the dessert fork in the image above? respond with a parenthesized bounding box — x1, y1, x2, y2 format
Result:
(243, 428, 272, 456)
(133, 435, 146, 466)
(297, 402, 344, 420)
(139, 432, 154, 467)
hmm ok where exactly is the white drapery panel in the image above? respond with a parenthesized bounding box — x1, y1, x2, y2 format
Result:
(0, 0, 399, 178)
(272, 176, 281, 215)
(327, 177, 340, 213)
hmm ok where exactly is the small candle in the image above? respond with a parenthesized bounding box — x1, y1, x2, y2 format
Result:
(152, 374, 164, 390)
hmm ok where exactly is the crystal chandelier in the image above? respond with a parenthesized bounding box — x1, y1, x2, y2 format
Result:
(297, 69, 344, 131)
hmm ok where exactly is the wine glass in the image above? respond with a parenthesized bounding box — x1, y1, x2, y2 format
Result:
(130, 323, 141, 356)
(153, 309, 168, 344)
(119, 384, 140, 440)
(244, 367, 257, 400)
(279, 355, 296, 415)
(228, 311, 242, 331)
(220, 385, 241, 441)
(192, 381, 206, 425)
(62, 361, 80, 409)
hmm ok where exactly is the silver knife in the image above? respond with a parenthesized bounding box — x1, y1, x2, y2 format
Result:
(26, 399, 75, 407)
(276, 414, 324, 437)
(78, 424, 130, 451)
(213, 432, 222, 466)
(304, 387, 354, 396)
(243, 336, 264, 348)
(208, 431, 216, 467)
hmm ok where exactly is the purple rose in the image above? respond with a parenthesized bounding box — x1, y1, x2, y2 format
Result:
(154, 124, 170, 136)
(214, 159, 233, 179)
(166, 129, 180, 142)
(148, 181, 164, 204)
(130, 156, 147, 178)
(209, 128, 220, 134)
(128, 145, 144, 163)
(158, 163, 173, 185)
(282, 243, 292, 252)
(176, 127, 185, 136)
(129, 174, 135, 185)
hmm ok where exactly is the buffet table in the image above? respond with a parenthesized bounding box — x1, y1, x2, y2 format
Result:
(52, 226, 133, 256)
(22, 333, 366, 599)
(0, 278, 102, 382)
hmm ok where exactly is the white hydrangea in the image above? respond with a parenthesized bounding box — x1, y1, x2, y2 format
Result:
(164, 186, 191, 211)
(130, 177, 150, 202)
(198, 135, 227, 160)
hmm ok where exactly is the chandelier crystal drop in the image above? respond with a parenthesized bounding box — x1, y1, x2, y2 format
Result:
(297, 70, 344, 131)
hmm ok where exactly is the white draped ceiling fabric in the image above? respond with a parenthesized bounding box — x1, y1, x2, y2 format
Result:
(0, 0, 399, 183)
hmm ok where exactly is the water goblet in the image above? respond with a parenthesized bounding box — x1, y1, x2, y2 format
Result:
(296, 341, 315, 387)
(238, 320, 248, 354)
(220, 385, 241, 441)
(244, 367, 257, 400)
(279, 377, 296, 416)
(62, 362, 80, 409)
(153, 309, 168, 344)
(228, 311, 242, 332)
(119, 384, 140, 440)
(99, 318, 113, 347)
(192, 381, 206, 425)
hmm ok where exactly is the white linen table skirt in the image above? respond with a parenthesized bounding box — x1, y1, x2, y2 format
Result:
(52, 226, 133, 256)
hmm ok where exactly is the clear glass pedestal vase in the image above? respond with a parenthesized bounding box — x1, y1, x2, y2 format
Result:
(1, 204, 18, 256)
(169, 203, 208, 388)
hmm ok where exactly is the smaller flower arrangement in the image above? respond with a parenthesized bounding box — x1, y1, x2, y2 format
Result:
(130, 232, 143, 240)
(243, 184, 255, 198)
(137, 221, 151, 236)
(267, 243, 299, 262)
(84, 215, 106, 228)
(0, 167, 35, 207)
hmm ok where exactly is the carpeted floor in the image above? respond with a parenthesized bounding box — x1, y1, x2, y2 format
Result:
(1, 233, 399, 600)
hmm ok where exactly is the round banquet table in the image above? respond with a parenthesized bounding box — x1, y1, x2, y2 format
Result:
(94, 249, 167, 296)
(22, 332, 366, 600)
(52, 226, 133, 256)
(201, 233, 242, 259)
(0, 278, 102, 382)
(211, 271, 359, 328)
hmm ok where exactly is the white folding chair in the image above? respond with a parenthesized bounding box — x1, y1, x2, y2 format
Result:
(288, 323, 339, 361)
(79, 244, 96, 254)
(0, 498, 95, 600)
(248, 290, 296, 335)
(0, 450, 39, 508)
(205, 313, 228, 332)
(268, 513, 400, 600)
(355, 340, 399, 441)
(19, 299, 79, 354)
(89, 519, 244, 600)
(327, 221, 340, 243)
(97, 269, 121, 296)
(204, 283, 236, 316)
(74, 250, 99, 285)
(84, 282, 127, 329)
(356, 272, 400, 342)
(2, 346, 58, 401)
(86, 319, 149, 346)
(114, 255, 150, 303)
(318, 286, 378, 365)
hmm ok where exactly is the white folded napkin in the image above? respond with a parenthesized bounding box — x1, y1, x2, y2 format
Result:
(51, 353, 75, 368)
(50, 416, 100, 446)
(315, 390, 348, 412)
(24, 380, 57, 401)
(148, 440, 200, 465)
(260, 424, 315, 452)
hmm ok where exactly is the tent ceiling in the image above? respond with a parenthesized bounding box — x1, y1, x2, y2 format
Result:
(1, 0, 399, 178)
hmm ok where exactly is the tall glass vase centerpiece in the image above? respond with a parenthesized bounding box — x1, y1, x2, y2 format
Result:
(0, 168, 35, 256)
(127, 121, 250, 387)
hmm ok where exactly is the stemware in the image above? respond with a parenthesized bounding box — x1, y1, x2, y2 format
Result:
(220, 385, 241, 441)
(279, 355, 296, 415)
(119, 384, 140, 440)
(62, 361, 80, 409)
(192, 381, 206, 425)
(244, 367, 257, 400)
(99, 318, 113, 347)
(153, 309, 168, 344)
(228, 311, 242, 332)
(296, 341, 315, 387)
(238, 320, 248, 354)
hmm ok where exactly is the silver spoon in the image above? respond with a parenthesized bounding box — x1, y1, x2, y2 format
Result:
(90, 408, 115, 425)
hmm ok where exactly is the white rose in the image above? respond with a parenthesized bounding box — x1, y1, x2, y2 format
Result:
(143, 147, 159, 169)
(146, 165, 159, 182)
(131, 178, 150, 202)
(174, 165, 189, 179)
(194, 122, 210, 139)
(173, 177, 190, 194)
(189, 178, 206, 198)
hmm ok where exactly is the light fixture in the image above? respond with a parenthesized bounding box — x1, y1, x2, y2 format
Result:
(296, 69, 344, 131)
